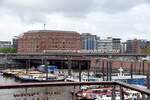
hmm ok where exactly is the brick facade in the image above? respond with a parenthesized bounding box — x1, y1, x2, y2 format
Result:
(17, 30, 81, 53)
(90, 58, 150, 73)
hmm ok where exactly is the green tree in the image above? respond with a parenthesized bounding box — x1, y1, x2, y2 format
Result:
(0, 48, 17, 53)
(145, 47, 150, 54)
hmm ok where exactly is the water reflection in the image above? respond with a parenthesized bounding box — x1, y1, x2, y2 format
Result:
(0, 75, 74, 100)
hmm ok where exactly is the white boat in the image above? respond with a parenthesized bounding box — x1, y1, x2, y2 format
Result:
(142, 56, 150, 61)
(16, 72, 66, 82)
(65, 75, 102, 82)
(95, 90, 142, 100)
(66, 67, 146, 86)
(95, 94, 121, 100)
(124, 89, 142, 100)
(76, 87, 129, 100)
(111, 67, 146, 86)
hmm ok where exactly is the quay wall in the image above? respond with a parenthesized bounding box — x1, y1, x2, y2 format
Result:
(91, 58, 150, 74)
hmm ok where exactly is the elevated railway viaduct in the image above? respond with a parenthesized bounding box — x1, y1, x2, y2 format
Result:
(0, 53, 149, 73)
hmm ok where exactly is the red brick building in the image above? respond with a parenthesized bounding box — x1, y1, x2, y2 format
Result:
(17, 30, 81, 53)
(126, 39, 150, 54)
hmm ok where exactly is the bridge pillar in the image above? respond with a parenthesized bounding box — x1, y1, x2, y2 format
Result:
(134, 60, 137, 74)
(135, 56, 138, 60)
(41, 58, 44, 65)
(142, 60, 145, 75)
(98, 59, 101, 75)
(51, 60, 55, 65)
(105, 59, 112, 81)
(106, 60, 109, 81)
(28, 59, 30, 69)
(68, 58, 72, 76)
(61, 61, 63, 69)
(87, 61, 90, 81)
(95, 59, 99, 75)
(139, 61, 141, 74)
(44, 58, 48, 81)
(79, 61, 82, 82)
(98, 59, 101, 73)
(109, 60, 112, 81)
(25, 60, 29, 74)
(102, 60, 105, 81)
(130, 62, 133, 79)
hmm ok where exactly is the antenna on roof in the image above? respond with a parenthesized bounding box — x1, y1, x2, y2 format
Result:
(44, 24, 46, 30)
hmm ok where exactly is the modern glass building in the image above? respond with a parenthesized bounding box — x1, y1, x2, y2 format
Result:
(81, 33, 99, 50)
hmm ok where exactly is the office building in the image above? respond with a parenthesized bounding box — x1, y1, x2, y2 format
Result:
(17, 30, 81, 53)
(0, 41, 12, 48)
(81, 33, 99, 50)
(97, 37, 113, 53)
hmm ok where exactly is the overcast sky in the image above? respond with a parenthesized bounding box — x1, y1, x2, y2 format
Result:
(0, 0, 150, 41)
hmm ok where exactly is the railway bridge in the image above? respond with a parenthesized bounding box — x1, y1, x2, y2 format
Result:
(0, 53, 149, 72)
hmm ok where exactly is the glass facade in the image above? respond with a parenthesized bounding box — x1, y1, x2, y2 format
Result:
(81, 33, 98, 50)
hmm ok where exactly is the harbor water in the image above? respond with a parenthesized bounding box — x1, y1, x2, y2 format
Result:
(0, 68, 147, 100)
(0, 75, 74, 100)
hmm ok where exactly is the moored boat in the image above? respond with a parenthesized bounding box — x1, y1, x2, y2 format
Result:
(16, 73, 66, 82)
(111, 67, 146, 86)
(75, 87, 121, 100)
(75, 87, 141, 100)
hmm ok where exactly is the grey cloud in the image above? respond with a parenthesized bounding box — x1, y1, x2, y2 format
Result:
(1, 0, 149, 23)
(93, 0, 149, 13)
(1, 0, 94, 23)
(2, 0, 93, 13)
(84, 3, 150, 40)
(0, 0, 3, 4)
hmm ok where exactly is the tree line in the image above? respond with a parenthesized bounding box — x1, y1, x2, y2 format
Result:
(0, 48, 16, 53)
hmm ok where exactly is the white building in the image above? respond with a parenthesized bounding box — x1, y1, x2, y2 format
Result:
(0, 41, 12, 48)
(97, 37, 113, 53)
(97, 37, 121, 53)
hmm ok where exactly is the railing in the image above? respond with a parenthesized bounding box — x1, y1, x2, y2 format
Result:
(0, 81, 150, 100)
(0, 52, 148, 57)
